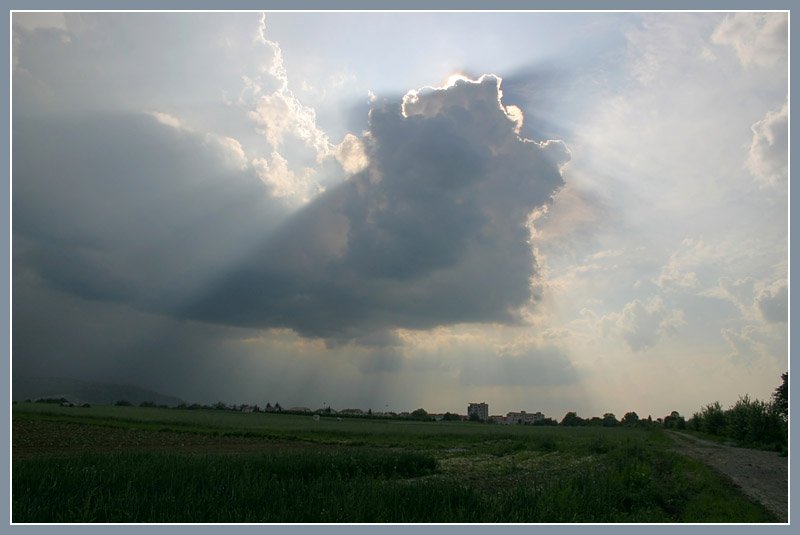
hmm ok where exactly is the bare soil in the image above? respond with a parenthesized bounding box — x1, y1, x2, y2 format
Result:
(667, 431, 788, 523)
(12, 419, 318, 459)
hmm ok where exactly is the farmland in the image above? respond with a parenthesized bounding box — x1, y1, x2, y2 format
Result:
(12, 403, 779, 523)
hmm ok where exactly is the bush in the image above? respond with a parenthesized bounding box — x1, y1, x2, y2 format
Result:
(689, 394, 786, 449)
(726, 395, 785, 447)
(35, 397, 68, 404)
(699, 402, 727, 436)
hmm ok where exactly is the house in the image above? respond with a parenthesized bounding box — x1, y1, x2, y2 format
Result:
(505, 411, 545, 425)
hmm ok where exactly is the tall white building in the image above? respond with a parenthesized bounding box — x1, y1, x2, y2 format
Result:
(467, 402, 489, 421)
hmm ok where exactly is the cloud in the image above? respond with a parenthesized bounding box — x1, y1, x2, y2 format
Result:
(242, 14, 332, 179)
(13, 12, 68, 32)
(654, 238, 706, 290)
(721, 323, 785, 365)
(705, 276, 787, 324)
(184, 74, 568, 341)
(746, 102, 787, 187)
(252, 152, 320, 202)
(13, 112, 287, 310)
(357, 349, 404, 374)
(601, 296, 685, 351)
(755, 279, 787, 323)
(711, 13, 788, 68)
(459, 345, 578, 387)
(149, 111, 183, 129)
(334, 133, 370, 175)
(709, 276, 756, 313)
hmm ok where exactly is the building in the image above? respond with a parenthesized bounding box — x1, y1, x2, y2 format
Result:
(467, 402, 489, 421)
(505, 411, 545, 425)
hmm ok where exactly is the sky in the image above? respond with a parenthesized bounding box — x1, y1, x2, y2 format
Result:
(11, 11, 789, 419)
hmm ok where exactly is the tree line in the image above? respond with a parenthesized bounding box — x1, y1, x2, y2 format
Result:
(685, 372, 787, 450)
(34, 373, 786, 447)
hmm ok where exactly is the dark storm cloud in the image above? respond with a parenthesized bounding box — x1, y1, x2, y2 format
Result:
(183, 75, 568, 340)
(14, 112, 286, 311)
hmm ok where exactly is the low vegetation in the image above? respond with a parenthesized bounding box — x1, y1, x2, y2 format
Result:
(12, 403, 778, 523)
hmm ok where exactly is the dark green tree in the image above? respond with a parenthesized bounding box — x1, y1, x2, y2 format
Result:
(411, 408, 429, 420)
(699, 402, 726, 434)
(602, 413, 618, 427)
(772, 372, 788, 420)
(560, 411, 584, 426)
(663, 410, 685, 429)
(621, 411, 639, 426)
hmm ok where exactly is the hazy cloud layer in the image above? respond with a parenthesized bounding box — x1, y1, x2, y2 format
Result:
(459, 345, 578, 387)
(601, 296, 685, 352)
(185, 75, 569, 340)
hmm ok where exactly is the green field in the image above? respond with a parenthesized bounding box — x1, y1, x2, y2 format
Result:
(12, 403, 778, 523)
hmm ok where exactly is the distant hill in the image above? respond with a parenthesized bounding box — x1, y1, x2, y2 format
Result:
(13, 376, 184, 407)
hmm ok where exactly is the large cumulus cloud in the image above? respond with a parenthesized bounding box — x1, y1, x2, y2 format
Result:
(184, 75, 569, 340)
(15, 75, 567, 345)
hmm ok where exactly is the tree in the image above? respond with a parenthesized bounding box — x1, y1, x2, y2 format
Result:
(411, 408, 429, 420)
(772, 372, 788, 421)
(560, 411, 584, 426)
(602, 413, 618, 427)
(699, 401, 726, 435)
(533, 417, 558, 426)
(663, 410, 685, 429)
(621, 411, 639, 426)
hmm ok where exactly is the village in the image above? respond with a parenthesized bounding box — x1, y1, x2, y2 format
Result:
(154, 399, 556, 425)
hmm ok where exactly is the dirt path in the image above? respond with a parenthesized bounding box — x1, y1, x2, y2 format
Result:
(667, 431, 788, 522)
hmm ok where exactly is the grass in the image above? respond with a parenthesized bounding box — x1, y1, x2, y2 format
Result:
(12, 404, 779, 523)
